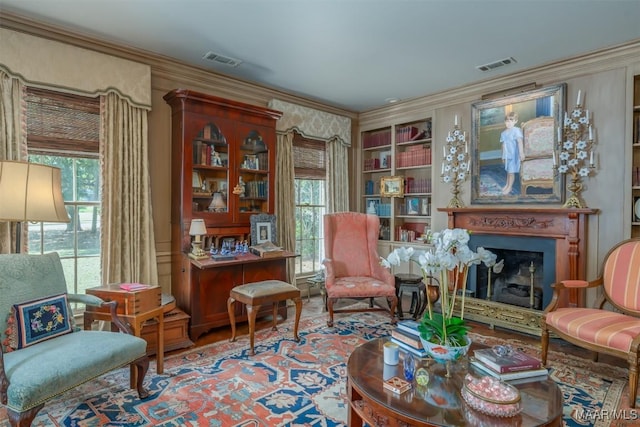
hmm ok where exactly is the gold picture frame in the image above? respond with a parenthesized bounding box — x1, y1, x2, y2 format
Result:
(380, 176, 404, 197)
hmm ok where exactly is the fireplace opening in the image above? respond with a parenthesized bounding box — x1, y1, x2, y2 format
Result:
(468, 235, 556, 310)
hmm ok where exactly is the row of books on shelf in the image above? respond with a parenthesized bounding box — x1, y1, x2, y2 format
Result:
(391, 320, 549, 382)
(363, 130, 392, 148)
(396, 146, 431, 168)
(404, 177, 432, 194)
(363, 158, 390, 171)
(193, 141, 228, 167)
(632, 166, 640, 187)
(241, 180, 268, 198)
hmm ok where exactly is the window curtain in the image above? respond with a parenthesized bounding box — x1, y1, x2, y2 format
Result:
(101, 92, 158, 285)
(0, 69, 27, 253)
(268, 99, 351, 281)
(275, 132, 296, 283)
(327, 137, 349, 213)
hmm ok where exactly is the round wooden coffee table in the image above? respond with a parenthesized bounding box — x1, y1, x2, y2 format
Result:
(347, 337, 563, 426)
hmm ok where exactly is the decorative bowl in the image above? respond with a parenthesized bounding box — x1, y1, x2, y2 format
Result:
(461, 374, 522, 417)
(420, 335, 471, 364)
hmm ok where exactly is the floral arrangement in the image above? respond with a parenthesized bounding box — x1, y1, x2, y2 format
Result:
(381, 228, 497, 347)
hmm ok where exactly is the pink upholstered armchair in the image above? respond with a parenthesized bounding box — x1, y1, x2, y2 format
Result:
(323, 212, 398, 327)
(541, 238, 640, 407)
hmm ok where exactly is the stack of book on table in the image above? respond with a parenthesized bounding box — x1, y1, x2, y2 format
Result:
(390, 319, 429, 359)
(470, 347, 549, 382)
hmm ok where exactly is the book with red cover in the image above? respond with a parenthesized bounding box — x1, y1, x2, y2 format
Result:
(473, 347, 542, 373)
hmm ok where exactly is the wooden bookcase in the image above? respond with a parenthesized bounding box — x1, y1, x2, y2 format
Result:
(361, 117, 433, 243)
(632, 75, 640, 238)
(163, 89, 283, 340)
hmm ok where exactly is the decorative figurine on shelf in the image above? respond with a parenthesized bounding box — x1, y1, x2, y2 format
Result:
(211, 149, 222, 166)
(367, 200, 377, 215)
(233, 176, 246, 197)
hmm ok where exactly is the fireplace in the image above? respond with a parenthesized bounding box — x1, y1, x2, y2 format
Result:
(468, 234, 556, 310)
(440, 207, 597, 335)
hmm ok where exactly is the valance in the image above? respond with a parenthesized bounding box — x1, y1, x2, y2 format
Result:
(268, 99, 351, 147)
(0, 28, 151, 109)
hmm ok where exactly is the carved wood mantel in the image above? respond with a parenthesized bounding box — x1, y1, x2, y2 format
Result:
(439, 207, 599, 335)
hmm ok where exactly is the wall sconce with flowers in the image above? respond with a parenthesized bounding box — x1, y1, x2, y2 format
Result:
(554, 90, 597, 208)
(441, 115, 470, 208)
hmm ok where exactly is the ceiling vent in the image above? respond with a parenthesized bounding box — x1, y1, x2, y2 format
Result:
(202, 51, 243, 67)
(476, 57, 517, 72)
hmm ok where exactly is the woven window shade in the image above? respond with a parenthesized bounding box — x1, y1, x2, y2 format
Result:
(293, 134, 326, 179)
(26, 88, 100, 156)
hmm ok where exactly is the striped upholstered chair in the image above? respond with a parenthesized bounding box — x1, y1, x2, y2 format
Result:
(541, 238, 640, 407)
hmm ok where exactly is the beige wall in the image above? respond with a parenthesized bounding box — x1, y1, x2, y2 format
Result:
(3, 14, 639, 301)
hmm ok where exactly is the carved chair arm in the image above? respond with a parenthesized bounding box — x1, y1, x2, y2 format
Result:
(544, 278, 603, 313)
(74, 294, 136, 336)
(0, 340, 6, 405)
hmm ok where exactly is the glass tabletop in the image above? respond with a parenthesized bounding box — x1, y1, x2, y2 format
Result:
(347, 337, 563, 427)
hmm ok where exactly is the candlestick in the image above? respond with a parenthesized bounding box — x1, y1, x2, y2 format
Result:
(590, 151, 594, 165)
(589, 125, 593, 140)
(441, 162, 445, 174)
(454, 115, 458, 126)
(576, 90, 581, 106)
(557, 127, 561, 142)
(443, 146, 446, 157)
(585, 110, 589, 121)
(552, 152, 556, 166)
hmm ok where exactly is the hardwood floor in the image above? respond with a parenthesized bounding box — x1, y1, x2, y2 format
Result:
(170, 295, 625, 369)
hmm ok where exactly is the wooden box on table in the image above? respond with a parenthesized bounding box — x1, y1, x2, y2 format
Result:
(86, 283, 162, 315)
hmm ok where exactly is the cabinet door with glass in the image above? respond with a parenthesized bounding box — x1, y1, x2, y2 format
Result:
(235, 125, 275, 224)
(191, 120, 232, 224)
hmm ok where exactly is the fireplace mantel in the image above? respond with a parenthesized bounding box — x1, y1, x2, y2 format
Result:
(439, 207, 599, 335)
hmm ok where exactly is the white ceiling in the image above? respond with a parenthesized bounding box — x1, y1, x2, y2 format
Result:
(1, 0, 639, 112)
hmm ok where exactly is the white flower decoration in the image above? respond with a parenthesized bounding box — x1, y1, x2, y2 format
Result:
(564, 117, 572, 126)
(577, 150, 588, 160)
(446, 154, 453, 162)
(558, 165, 569, 173)
(568, 158, 579, 167)
(457, 153, 466, 161)
(576, 140, 587, 149)
(444, 164, 451, 172)
(570, 123, 579, 130)
(572, 109, 582, 117)
(453, 130, 460, 136)
(457, 134, 465, 141)
(578, 167, 590, 177)
(449, 146, 457, 154)
(563, 141, 574, 150)
(443, 175, 451, 183)
(579, 117, 588, 124)
(559, 151, 570, 161)
(446, 136, 454, 142)
(457, 172, 467, 181)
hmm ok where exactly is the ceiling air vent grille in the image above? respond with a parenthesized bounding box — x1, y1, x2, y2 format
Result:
(476, 57, 517, 72)
(202, 51, 243, 67)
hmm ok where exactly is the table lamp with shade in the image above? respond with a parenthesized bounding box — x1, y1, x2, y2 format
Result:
(208, 192, 226, 212)
(0, 160, 70, 253)
(188, 218, 209, 260)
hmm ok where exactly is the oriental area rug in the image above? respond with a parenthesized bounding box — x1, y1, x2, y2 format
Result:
(0, 299, 637, 427)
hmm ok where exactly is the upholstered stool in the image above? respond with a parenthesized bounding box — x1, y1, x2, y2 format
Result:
(395, 273, 439, 320)
(227, 280, 302, 355)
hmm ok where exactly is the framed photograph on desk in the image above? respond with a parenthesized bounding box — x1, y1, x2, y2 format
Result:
(250, 214, 277, 245)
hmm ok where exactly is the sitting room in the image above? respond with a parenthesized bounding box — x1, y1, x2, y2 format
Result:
(1, 1, 640, 426)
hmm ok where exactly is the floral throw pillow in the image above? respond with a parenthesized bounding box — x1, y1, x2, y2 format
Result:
(10, 293, 73, 349)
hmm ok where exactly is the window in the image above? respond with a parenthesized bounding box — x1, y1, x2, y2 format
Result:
(293, 134, 326, 276)
(25, 88, 101, 296)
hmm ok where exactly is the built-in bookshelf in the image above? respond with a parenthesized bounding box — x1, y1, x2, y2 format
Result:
(361, 118, 433, 243)
(632, 74, 640, 238)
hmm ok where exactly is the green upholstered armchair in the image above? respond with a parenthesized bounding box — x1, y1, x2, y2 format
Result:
(541, 238, 640, 408)
(0, 252, 150, 426)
